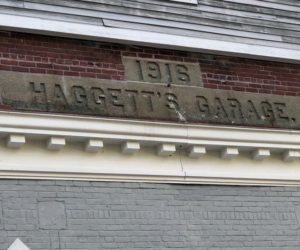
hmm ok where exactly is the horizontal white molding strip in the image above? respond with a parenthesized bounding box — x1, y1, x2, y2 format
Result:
(1, 143, 300, 186)
(0, 13, 299, 63)
(1, 111, 300, 150)
(0, 111, 299, 186)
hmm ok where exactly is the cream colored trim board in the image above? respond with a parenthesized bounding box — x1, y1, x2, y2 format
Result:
(0, 13, 299, 63)
(0, 111, 299, 186)
(3, 172, 300, 187)
(2, 111, 300, 151)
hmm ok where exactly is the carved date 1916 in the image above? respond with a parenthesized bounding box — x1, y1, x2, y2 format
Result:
(122, 57, 203, 87)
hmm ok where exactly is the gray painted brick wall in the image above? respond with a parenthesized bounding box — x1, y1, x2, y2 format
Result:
(1, 180, 300, 249)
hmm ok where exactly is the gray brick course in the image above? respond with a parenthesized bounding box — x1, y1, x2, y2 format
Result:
(1, 181, 300, 249)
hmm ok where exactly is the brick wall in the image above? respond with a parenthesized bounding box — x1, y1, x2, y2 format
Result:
(1, 180, 300, 250)
(1, 31, 300, 97)
(1, 31, 300, 250)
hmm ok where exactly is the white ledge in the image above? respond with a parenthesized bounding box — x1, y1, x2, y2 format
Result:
(187, 146, 206, 158)
(121, 141, 140, 154)
(2, 111, 300, 151)
(47, 137, 66, 150)
(221, 147, 239, 159)
(283, 150, 300, 162)
(0, 13, 299, 63)
(157, 144, 176, 156)
(252, 148, 270, 161)
(0, 111, 299, 186)
(85, 139, 104, 152)
(7, 134, 26, 149)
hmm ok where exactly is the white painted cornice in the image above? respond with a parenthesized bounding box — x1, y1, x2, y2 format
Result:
(2, 111, 300, 151)
(0, 111, 300, 186)
(0, 13, 299, 63)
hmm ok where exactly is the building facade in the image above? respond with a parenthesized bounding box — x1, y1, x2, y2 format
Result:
(1, 0, 300, 249)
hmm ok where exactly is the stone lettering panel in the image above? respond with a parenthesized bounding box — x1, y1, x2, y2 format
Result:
(0, 71, 299, 129)
(122, 57, 203, 87)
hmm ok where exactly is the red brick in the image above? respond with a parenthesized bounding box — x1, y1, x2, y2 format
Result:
(46, 69, 63, 75)
(232, 87, 245, 92)
(1, 59, 18, 65)
(101, 69, 116, 75)
(18, 61, 36, 67)
(1, 30, 300, 97)
(70, 66, 84, 72)
(154, 55, 171, 60)
(30, 68, 46, 74)
(0, 65, 11, 71)
(137, 53, 153, 58)
(96, 74, 111, 79)
(183, 58, 198, 63)
(245, 88, 259, 93)
(11, 66, 29, 72)
(63, 71, 80, 76)
(53, 64, 70, 70)
(218, 85, 231, 90)
(80, 72, 96, 78)
(36, 63, 52, 69)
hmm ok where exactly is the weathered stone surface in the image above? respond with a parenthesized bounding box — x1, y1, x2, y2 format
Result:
(123, 57, 203, 87)
(0, 71, 299, 129)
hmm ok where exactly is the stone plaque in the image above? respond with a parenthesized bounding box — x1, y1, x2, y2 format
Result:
(122, 57, 203, 87)
(0, 71, 299, 129)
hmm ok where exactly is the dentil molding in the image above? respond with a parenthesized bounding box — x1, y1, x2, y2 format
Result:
(0, 111, 299, 185)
